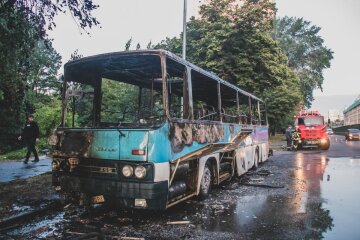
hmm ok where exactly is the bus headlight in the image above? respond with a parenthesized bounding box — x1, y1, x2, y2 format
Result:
(122, 165, 133, 177)
(134, 165, 147, 179)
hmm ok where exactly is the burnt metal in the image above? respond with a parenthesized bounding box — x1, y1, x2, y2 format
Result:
(169, 121, 225, 153)
(60, 176, 168, 209)
(93, 76, 102, 126)
(186, 68, 193, 119)
(57, 131, 94, 157)
(61, 79, 67, 127)
(62, 50, 264, 128)
(64, 50, 263, 101)
(168, 181, 187, 199)
(161, 53, 169, 118)
(217, 83, 222, 122)
(248, 96, 252, 124)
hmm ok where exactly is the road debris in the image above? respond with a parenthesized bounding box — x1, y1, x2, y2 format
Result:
(71, 232, 100, 240)
(120, 237, 145, 240)
(246, 169, 272, 176)
(240, 182, 284, 188)
(0, 200, 63, 232)
(166, 220, 191, 225)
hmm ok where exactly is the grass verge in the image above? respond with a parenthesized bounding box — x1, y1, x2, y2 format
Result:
(0, 138, 49, 161)
(269, 134, 285, 144)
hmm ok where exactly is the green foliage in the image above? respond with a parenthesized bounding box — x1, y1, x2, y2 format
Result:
(70, 49, 84, 60)
(71, 83, 93, 127)
(2, 0, 99, 37)
(0, 7, 37, 151)
(34, 97, 63, 138)
(146, 41, 152, 49)
(0, 147, 27, 161)
(28, 40, 62, 94)
(125, 38, 132, 51)
(0, 0, 98, 152)
(275, 17, 334, 107)
(101, 79, 139, 123)
(155, 0, 302, 132)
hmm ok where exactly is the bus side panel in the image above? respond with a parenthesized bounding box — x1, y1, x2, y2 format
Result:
(87, 130, 149, 161)
(235, 138, 249, 176)
(147, 123, 172, 164)
(169, 123, 239, 160)
(260, 142, 269, 162)
(244, 134, 255, 169)
(153, 162, 170, 183)
(253, 126, 269, 162)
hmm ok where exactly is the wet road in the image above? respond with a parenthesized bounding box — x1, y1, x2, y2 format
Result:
(0, 156, 51, 182)
(2, 135, 360, 239)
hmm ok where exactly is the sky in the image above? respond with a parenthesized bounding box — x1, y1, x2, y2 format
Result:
(276, 0, 360, 97)
(49, 0, 360, 98)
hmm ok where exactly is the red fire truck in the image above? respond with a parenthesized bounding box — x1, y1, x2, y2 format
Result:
(294, 110, 330, 150)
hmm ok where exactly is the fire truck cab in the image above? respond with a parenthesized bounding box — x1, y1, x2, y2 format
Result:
(294, 110, 330, 150)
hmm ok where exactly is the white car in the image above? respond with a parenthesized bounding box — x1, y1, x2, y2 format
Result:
(326, 128, 334, 135)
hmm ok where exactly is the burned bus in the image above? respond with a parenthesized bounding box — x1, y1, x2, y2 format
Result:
(50, 50, 269, 209)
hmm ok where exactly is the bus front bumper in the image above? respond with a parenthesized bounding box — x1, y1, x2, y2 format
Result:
(58, 176, 168, 210)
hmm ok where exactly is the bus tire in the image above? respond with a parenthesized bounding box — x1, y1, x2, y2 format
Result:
(199, 164, 212, 199)
(253, 149, 259, 170)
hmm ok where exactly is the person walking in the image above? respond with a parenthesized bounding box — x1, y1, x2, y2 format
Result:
(285, 125, 293, 151)
(18, 114, 40, 163)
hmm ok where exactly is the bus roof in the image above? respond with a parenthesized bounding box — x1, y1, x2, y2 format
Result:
(65, 49, 263, 102)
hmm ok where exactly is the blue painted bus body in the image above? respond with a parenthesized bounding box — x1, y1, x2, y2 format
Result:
(66, 121, 268, 164)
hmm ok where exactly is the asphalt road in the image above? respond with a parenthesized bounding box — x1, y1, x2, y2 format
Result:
(2, 135, 360, 239)
(0, 156, 51, 183)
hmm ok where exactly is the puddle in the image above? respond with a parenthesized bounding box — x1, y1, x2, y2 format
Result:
(321, 157, 360, 239)
(3, 155, 360, 239)
(192, 156, 360, 238)
(0, 158, 51, 182)
(6, 212, 65, 238)
(11, 203, 32, 213)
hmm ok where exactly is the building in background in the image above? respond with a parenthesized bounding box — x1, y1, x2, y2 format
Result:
(328, 109, 344, 122)
(344, 95, 360, 126)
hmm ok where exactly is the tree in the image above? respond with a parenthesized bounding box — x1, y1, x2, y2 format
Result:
(27, 40, 62, 95)
(70, 49, 84, 60)
(1, 0, 99, 37)
(125, 38, 132, 51)
(0, 0, 99, 151)
(146, 41, 152, 49)
(0, 7, 38, 151)
(155, 0, 302, 133)
(275, 17, 334, 107)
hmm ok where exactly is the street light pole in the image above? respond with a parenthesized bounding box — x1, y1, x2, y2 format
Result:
(182, 0, 187, 60)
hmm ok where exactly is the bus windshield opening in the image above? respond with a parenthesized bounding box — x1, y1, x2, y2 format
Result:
(63, 54, 164, 128)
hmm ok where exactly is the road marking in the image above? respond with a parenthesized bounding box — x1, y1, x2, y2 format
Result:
(297, 191, 308, 214)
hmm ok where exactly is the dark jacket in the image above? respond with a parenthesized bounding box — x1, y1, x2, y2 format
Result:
(21, 121, 40, 141)
(285, 127, 292, 140)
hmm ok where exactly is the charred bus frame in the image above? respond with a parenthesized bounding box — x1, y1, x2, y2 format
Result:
(51, 50, 269, 209)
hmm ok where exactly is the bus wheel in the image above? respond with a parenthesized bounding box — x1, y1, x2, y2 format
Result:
(253, 150, 259, 170)
(199, 164, 212, 199)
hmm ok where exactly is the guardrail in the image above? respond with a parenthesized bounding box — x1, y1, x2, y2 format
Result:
(333, 124, 360, 135)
